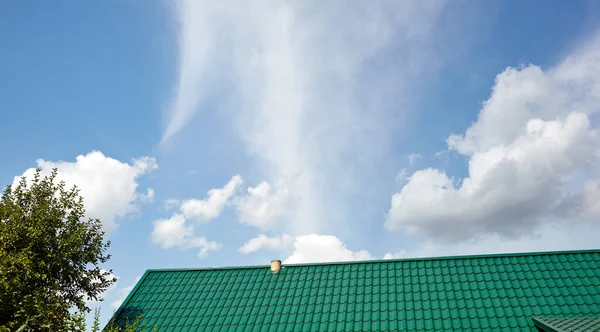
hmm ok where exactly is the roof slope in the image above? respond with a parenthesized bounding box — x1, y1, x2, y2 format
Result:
(109, 249, 600, 331)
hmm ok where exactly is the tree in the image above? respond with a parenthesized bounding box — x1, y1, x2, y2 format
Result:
(0, 169, 117, 331)
(102, 313, 158, 332)
(92, 308, 101, 332)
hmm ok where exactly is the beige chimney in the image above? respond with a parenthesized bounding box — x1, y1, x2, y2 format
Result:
(271, 259, 282, 273)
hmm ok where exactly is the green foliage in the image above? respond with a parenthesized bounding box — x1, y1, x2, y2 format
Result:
(92, 308, 101, 332)
(104, 314, 158, 332)
(0, 169, 116, 331)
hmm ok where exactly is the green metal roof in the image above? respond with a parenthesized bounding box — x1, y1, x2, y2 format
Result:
(532, 315, 600, 332)
(108, 249, 600, 331)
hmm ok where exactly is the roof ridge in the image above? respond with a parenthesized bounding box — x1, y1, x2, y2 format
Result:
(144, 248, 600, 273)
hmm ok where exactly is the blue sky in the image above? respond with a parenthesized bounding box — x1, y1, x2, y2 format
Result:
(2, 0, 600, 326)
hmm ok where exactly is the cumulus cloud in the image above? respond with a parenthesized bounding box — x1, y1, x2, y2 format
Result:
(284, 234, 373, 264)
(151, 214, 191, 249)
(386, 32, 600, 242)
(239, 234, 293, 254)
(180, 175, 242, 222)
(13, 151, 157, 233)
(150, 176, 241, 258)
(234, 181, 291, 229)
(150, 214, 221, 258)
(388, 114, 599, 241)
(238, 234, 375, 263)
(164, 1, 447, 234)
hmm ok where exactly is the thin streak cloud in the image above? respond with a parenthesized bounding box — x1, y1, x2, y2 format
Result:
(164, 1, 447, 234)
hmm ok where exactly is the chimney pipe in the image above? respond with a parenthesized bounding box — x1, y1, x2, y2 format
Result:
(271, 260, 282, 273)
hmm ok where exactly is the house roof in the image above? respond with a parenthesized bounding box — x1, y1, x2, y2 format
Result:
(108, 249, 600, 331)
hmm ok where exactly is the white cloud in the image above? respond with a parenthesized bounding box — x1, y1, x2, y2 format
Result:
(234, 181, 291, 229)
(387, 32, 600, 242)
(151, 177, 240, 258)
(239, 234, 293, 254)
(151, 214, 190, 249)
(163, 1, 447, 235)
(447, 30, 600, 156)
(284, 234, 373, 264)
(13, 151, 157, 233)
(186, 237, 222, 258)
(180, 175, 242, 222)
(150, 214, 221, 258)
(407, 153, 422, 166)
(388, 114, 599, 241)
(383, 250, 410, 260)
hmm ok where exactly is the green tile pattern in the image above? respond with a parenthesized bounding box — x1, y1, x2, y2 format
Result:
(533, 315, 600, 332)
(110, 250, 600, 331)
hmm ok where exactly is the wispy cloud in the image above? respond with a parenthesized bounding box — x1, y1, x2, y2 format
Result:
(164, 1, 447, 234)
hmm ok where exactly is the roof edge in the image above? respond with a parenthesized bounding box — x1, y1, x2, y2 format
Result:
(104, 269, 151, 329)
(143, 248, 600, 273)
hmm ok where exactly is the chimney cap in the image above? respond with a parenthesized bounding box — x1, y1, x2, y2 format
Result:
(271, 259, 282, 273)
